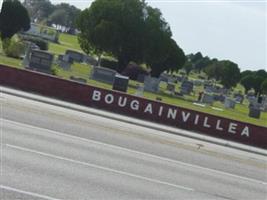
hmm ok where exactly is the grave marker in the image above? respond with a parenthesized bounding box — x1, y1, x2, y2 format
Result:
(144, 76, 160, 93)
(28, 50, 54, 74)
(112, 74, 129, 93)
(91, 66, 116, 84)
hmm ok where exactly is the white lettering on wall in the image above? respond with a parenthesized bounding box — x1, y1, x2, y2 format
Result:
(130, 100, 139, 110)
(203, 117, 211, 128)
(92, 90, 101, 101)
(241, 126, 250, 137)
(118, 96, 127, 107)
(158, 106, 164, 116)
(182, 112, 191, 122)
(216, 120, 223, 131)
(167, 108, 177, 120)
(194, 115, 199, 125)
(228, 123, 237, 134)
(144, 103, 153, 114)
(105, 94, 114, 104)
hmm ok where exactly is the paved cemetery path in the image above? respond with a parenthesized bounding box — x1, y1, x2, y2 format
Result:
(0, 92, 266, 200)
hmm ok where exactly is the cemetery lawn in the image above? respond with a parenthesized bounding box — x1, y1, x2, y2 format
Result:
(0, 34, 266, 127)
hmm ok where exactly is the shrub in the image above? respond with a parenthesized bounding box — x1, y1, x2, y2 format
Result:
(2, 37, 26, 58)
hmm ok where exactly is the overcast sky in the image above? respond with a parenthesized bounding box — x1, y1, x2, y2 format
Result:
(2, 0, 266, 71)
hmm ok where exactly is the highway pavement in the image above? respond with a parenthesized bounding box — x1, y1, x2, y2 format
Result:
(0, 91, 266, 199)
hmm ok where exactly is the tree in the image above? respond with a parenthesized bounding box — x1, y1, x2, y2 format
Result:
(204, 61, 223, 81)
(150, 38, 185, 77)
(240, 75, 255, 94)
(183, 61, 193, 76)
(240, 70, 253, 80)
(48, 3, 81, 31)
(23, 0, 54, 23)
(261, 79, 267, 95)
(0, 0, 30, 40)
(77, 0, 146, 72)
(252, 75, 265, 96)
(220, 60, 240, 89)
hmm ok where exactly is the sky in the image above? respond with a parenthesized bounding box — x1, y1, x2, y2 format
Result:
(1, 0, 266, 71)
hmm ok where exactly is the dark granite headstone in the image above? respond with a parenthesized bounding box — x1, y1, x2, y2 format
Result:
(112, 74, 129, 92)
(249, 107, 261, 119)
(28, 50, 54, 74)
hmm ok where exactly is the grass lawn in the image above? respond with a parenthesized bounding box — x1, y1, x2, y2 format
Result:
(0, 33, 266, 127)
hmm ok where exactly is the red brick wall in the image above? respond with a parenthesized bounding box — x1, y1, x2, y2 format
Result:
(1, 64, 266, 149)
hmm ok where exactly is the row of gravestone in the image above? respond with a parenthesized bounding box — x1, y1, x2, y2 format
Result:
(57, 50, 98, 70)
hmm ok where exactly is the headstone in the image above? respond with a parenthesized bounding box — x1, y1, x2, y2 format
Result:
(234, 94, 244, 104)
(159, 73, 169, 82)
(137, 74, 146, 83)
(249, 107, 261, 119)
(65, 50, 84, 63)
(193, 79, 203, 86)
(213, 94, 225, 102)
(22, 42, 31, 68)
(90, 66, 116, 84)
(112, 74, 129, 93)
(261, 96, 267, 112)
(166, 83, 175, 94)
(135, 84, 144, 97)
(144, 76, 160, 93)
(201, 93, 214, 105)
(58, 60, 71, 70)
(83, 55, 98, 66)
(180, 81, 193, 95)
(28, 50, 54, 74)
(224, 98, 236, 109)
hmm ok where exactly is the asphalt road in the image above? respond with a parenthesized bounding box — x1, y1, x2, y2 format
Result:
(0, 92, 266, 200)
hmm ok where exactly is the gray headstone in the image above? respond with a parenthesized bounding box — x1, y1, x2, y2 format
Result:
(137, 74, 146, 83)
(28, 50, 54, 74)
(83, 55, 98, 66)
(234, 94, 244, 104)
(135, 85, 144, 97)
(66, 50, 84, 63)
(224, 98, 236, 109)
(202, 93, 214, 105)
(181, 81, 194, 95)
(91, 66, 116, 84)
(58, 60, 71, 70)
(144, 76, 160, 93)
(112, 74, 129, 93)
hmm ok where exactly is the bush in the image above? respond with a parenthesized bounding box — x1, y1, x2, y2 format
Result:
(2, 38, 26, 58)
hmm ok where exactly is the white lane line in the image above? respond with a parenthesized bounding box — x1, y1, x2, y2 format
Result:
(4, 119, 267, 186)
(6, 143, 194, 192)
(0, 185, 61, 200)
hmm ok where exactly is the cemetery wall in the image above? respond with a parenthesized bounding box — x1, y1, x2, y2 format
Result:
(0, 64, 266, 149)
